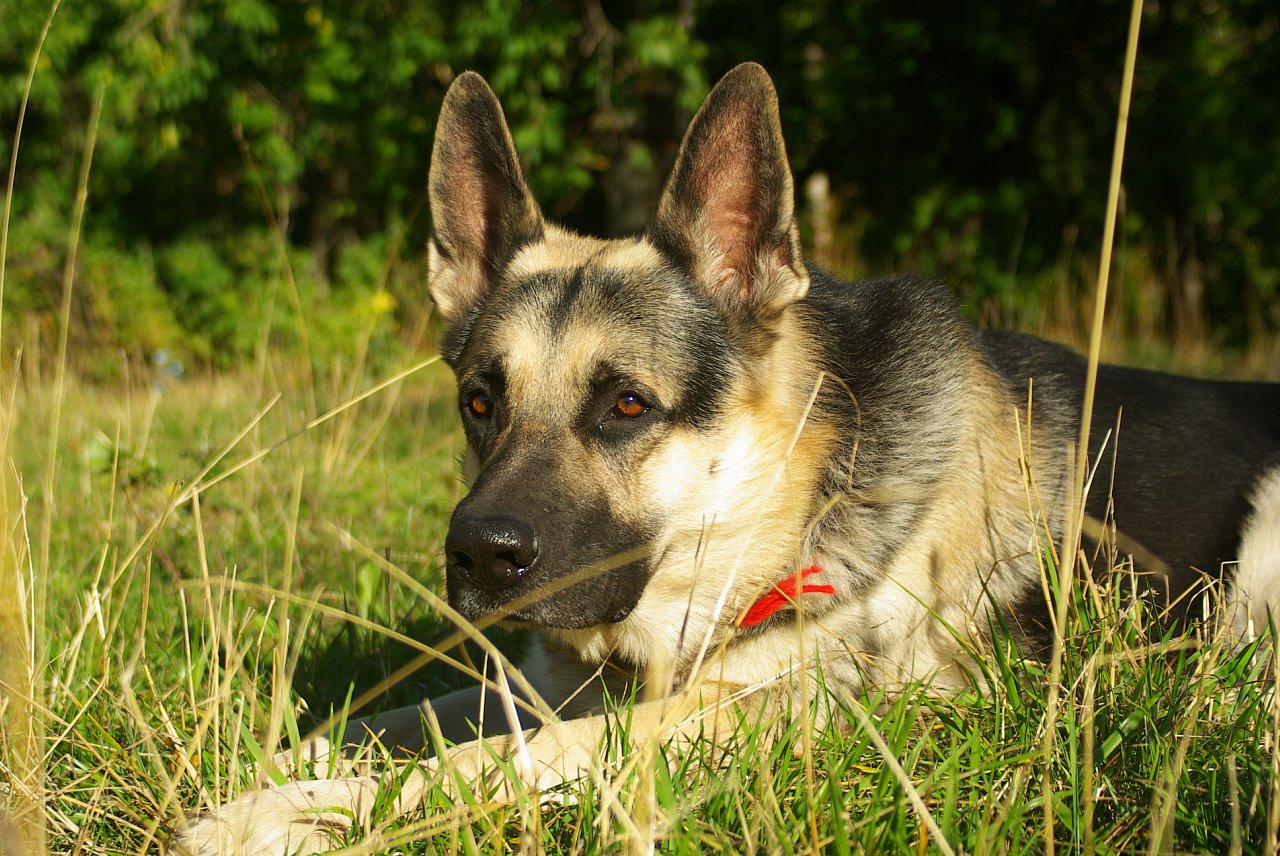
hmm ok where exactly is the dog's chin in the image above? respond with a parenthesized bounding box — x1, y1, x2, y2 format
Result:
(446, 570, 645, 629)
(510, 598, 638, 628)
(450, 593, 638, 629)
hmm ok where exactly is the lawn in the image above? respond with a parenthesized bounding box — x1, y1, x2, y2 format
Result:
(1, 354, 1275, 855)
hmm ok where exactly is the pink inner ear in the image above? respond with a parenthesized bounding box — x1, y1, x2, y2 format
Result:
(698, 124, 760, 295)
(450, 146, 492, 259)
(706, 207, 754, 295)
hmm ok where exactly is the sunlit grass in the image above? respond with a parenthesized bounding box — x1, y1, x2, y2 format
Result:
(0, 366, 1274, 854)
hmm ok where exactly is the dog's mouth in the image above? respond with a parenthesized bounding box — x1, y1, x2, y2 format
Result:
(445, 550, 651, 629)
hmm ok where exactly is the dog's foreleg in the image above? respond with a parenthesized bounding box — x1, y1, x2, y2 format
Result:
(274, 684, 543, 778)
(179, 683, 553, 856)
(273, 640, 622, 779)
(178, 684, 758, 856)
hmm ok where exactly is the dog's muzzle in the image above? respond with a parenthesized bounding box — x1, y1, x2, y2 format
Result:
(442, 500, 653, 629)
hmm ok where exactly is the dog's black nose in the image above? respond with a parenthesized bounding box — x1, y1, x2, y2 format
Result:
(446, 516, 538, 591)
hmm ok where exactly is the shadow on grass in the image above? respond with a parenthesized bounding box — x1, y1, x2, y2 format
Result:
(292, 608, 532, 727)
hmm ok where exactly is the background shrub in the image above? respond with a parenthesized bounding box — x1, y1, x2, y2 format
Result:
(2, 0, 1278, 368)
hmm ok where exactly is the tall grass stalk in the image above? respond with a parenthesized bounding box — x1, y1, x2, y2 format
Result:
(42, 80, 104, 621)
(1044, 0, 1144, 851)
(1, 2, 62, 845)
(9, 67, 103, 856)
(0, 0, 63, 357)
(0, 406, 39, 856)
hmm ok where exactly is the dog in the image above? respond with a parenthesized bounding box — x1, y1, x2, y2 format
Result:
(179, 62, 1280, 854)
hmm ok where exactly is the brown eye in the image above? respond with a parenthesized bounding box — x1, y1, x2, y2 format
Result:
(466, 391, 491, 417)
(612, 392, 648, 419)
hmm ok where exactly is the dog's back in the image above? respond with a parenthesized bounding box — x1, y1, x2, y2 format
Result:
(981, 328, 1280, 617)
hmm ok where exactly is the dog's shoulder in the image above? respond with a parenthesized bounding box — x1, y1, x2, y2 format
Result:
(802, 270, 981, 381)
(805, 269, 965, 332)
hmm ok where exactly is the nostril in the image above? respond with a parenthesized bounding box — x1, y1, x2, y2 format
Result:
(445, 515, 538, 592)
(488, 555, 525, 585)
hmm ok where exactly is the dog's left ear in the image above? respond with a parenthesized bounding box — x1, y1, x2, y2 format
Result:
(649, 63, 808, 319)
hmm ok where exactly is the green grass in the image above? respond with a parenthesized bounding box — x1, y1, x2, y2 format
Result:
(1, 363, 1276, 855)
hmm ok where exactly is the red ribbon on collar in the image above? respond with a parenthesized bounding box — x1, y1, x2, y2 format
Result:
(738, 565, 836, 628)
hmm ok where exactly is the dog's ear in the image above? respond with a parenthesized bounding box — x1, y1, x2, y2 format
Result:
(428, 72, 543, 324)
(649, 63, 808, 318)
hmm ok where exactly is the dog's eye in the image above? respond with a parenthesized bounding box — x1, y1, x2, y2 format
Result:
(612, 392, 649, 419)
(466, 391, 491, 418)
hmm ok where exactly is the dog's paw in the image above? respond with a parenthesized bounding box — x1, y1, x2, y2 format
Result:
(175, 778, 381, 856)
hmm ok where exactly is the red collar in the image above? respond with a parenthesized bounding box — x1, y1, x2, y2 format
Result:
(738, 565, 836, 628)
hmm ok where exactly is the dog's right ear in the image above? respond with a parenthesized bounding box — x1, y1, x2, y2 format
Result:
(427, 72, 543, 324)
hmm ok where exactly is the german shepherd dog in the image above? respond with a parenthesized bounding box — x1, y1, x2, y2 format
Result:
(181, 63, 1280, 854)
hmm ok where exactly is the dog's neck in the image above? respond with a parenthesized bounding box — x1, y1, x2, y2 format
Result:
(738, 565, 836, 628)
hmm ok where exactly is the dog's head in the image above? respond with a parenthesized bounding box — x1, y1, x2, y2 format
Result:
(427, 64, 832, 663)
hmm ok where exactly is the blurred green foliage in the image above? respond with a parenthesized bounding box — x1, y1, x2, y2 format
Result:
(2, 0, 1278, 368)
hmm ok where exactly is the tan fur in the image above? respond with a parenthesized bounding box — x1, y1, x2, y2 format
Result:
(820, 354, 1064, 697)
(506, 226, 665, 281)
(548, 309, 838, 672)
